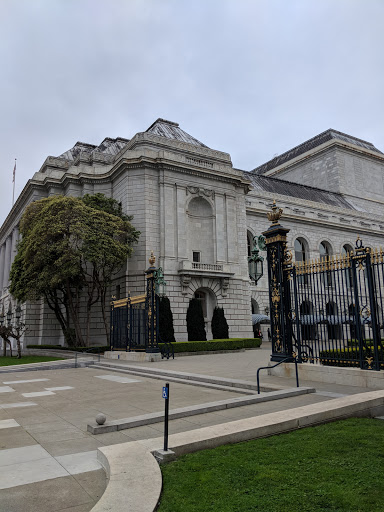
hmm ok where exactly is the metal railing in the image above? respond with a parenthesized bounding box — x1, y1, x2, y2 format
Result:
(160, 341, 174, 360)
(256, 356, 299, 394)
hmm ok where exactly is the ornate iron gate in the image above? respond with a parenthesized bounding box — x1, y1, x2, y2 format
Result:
(265, 202, 384, 371)
(110, 252, 159, 353)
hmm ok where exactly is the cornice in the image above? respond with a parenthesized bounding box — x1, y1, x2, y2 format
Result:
(125, 132, 232, 165)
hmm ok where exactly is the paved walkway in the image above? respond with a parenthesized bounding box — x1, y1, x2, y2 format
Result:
(0, 345, 380, 511)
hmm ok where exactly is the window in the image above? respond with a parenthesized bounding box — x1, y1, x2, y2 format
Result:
(342, 245, 353, 288)
(294, 239, 306, 263)
(194, 290, 207, 318)
(320, 241, 332, 287)
(294, 238, 308, 285)
(115, 285, 121, 300)
(193, 251, 201, 263)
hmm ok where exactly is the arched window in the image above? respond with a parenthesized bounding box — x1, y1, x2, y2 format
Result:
(320, 241, 332, 286)
(342, 244, 353, 288)
(294, 239, 306, 263)
(295, 238, 308, 285)
(194, 290, 207, 318)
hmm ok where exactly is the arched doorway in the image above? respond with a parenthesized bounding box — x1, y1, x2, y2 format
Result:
(194, 288, 217, 338)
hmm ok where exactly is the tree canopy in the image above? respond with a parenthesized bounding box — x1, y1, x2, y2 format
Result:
(10, 195, 140, 346)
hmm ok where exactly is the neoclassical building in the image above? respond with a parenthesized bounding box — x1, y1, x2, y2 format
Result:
(1, 119, 383, 346)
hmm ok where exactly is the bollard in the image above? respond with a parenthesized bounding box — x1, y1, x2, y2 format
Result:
(162, 382, 170, 451)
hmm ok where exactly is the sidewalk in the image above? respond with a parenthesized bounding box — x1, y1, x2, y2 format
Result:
(0, 345, 380, 512)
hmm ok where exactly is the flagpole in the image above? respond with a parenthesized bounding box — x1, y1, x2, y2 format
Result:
(12, 158, 16, 206)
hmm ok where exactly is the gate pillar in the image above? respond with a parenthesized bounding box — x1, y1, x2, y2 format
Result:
(263, 201, 293, 362)
(145, 251, 160, 353)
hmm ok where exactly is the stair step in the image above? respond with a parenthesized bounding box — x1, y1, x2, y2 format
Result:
(87, 386, 315, 434)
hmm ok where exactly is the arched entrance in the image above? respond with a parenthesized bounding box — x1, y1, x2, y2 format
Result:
(194, 288, 217, 338)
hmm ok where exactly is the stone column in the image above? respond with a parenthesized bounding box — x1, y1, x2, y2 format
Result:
(3, 236, 12, 290)
(0, 244, 5, 293)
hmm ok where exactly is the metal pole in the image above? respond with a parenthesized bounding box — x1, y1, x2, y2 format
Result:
(294, 356, 299, 387)
(164, 382, 170, 451)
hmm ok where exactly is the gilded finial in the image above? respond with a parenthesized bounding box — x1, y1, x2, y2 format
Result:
(267, 200, 283, 225)
(149, 250, 156, 267)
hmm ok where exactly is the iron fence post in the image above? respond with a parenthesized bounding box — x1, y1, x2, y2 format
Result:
(365, 250, 381, 370)
(352, 240, 370, 369)
(145, 251, 160, 354)
(263, 201, 292, 362)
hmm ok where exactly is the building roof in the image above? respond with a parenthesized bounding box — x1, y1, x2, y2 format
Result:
(146, 118, 208, 148)
(58, 137, 129, 161)
(246, 173, 358, 210)
(252, 129, 383, 175)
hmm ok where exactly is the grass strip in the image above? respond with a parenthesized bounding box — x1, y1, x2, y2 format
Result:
(158, 418, 384, 512)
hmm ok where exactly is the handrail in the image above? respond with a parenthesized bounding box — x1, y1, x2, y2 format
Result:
(160, 341, 175, 360)
(256, 355, 299, 394)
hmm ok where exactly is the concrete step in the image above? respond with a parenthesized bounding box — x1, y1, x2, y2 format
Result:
(93, 360, 283, 393)
(0, 359, 92, 374)
(91, 364, 256, 395)
(87, 386, 316, 434)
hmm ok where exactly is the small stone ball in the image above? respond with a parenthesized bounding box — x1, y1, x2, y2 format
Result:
(96, 413, 106, 425)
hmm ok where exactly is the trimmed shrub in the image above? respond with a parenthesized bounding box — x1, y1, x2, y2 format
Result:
(186, 298, 206, 341)
(211, 307, 229, 339)
(159, 296, 176, 343)
(159, 338, 261, 353)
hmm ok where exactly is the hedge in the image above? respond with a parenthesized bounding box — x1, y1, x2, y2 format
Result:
(319, 346, 383, 368)
(347, 338, 384, 347)
(159, 338, 262, 353)
(26, 345, 109, 354)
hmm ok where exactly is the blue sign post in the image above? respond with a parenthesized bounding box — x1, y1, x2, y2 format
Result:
(163, 382, 170, 451)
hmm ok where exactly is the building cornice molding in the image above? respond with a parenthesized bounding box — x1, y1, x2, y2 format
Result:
(125, 132, 232, 165)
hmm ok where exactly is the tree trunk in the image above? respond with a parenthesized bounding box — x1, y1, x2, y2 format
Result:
(64, 281, 84, 346)
(16, 337, 21, 358)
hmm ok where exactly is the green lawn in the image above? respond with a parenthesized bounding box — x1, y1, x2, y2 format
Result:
(158, 418, 384, 512)
(0, 356, 64, 366)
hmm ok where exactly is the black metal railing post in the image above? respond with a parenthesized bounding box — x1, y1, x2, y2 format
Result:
(352, 239, 371, 369)
(263, 201, 292, 362)
(365, 249, 381, 370)
(145, 251, 160, 354)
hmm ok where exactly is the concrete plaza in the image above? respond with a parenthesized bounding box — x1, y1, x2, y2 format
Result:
(0, 346, 380, 511)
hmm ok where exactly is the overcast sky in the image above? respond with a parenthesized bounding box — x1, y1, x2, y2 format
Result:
(1, 0, 383, 225)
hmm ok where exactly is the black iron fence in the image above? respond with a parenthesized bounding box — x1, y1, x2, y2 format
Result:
(110, 294, 147, 351)
(109, 252, 160, 354)
(287, 238, 384, 370)
(264, 202, 383, 371)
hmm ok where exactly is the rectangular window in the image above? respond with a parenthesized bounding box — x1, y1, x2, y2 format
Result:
(115, 285, 121, 300)
(193, 251, 201, 263)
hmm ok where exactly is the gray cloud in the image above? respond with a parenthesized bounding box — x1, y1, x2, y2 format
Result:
(1, 0, 383, 224)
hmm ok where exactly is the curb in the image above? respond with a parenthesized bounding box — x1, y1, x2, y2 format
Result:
(91, 390, 384, 512)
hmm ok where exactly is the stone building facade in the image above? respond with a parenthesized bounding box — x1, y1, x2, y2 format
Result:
(1, 120, 383, 346)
